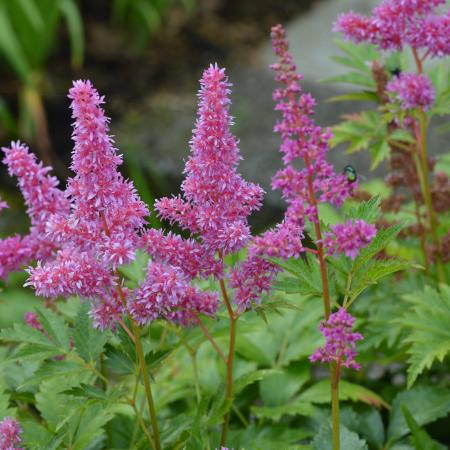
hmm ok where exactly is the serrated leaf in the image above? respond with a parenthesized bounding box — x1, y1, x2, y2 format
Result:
(36, 306, 70, 351)
(235, 335, 274, 365)
(301, 380, 389, 409)
(0, 323, 55, 348)
(312, 423, 368, 450)
(396, 284, 450, 387)
(347, 196, 381, 224)
(234, 369, 277, 394)
(20, 360, 87, 387)
(62, 383, 106, 401)
(388, 386, 450, 440)
(389, 128, 415, 143)
(271, 256, 323, 298)
(7, 343, 62, 363)
(145, 349, 171, 371)
(370, 139, 390, 169)
(73, 302, 108, 362)
(328, 91, 378, 103)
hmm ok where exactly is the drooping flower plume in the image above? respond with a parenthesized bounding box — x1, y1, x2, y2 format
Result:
(387, 72, 436, 110)
(310, 308, 363, 370)
(334, 0, 450, 56)
(0, 417, 23, 450)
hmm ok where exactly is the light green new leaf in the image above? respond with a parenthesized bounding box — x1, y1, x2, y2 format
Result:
(347, 196, 381, 224)
(396, 284, 450, 387)
(234, 369, 278, 395)
(388, 386, 450, 441)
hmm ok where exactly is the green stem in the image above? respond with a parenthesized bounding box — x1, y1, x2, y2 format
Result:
(331, 363, 340, 450)
(219, 277, 237, 448)
(414, 113, 445, 283)
(131, 321, 162, 450)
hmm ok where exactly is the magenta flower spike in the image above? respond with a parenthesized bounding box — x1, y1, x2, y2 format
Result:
(0, 417, 23, 450)
(0, 142, 69, 279)
(334, 0, 450, 56)
(323, 219, 377, 259)
(310, 308, 363, 370)
(387, 72, 436, 110)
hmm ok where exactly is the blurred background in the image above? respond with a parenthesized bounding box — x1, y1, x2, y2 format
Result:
(0, 0, 422, 237)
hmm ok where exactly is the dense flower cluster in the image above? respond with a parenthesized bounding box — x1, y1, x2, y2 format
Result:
(323, 219, 377, 259)
(334, 0, 450, 56)
(0, 417, 22, 450)
(152, 64, 264, 257)
(0, 142, 70, 279)
(310, 308, 363, 370)
(387, 72, 435, 110)
(26, 80, 148, 328)
(129, 262, 218, 326)
(145, 64, 265, 311)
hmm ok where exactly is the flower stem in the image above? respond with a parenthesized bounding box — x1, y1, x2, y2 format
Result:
(131, 321, 162, 450)
(331, 363, 340, 450)
(413, 114, 445, 283)
(219, 277, 237, 447)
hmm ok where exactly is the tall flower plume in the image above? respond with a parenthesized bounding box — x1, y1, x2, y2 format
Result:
(230, 25, 362, 308)
(138, 64, 264, 317)
(0, 142, 69, 279)
(27, 80, 148, 329)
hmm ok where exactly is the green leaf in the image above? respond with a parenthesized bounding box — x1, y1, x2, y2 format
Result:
(0, 4, 33, 84)
(73, 302, 108, 362)
(312, 423, 368, 450)
(234, 369, 277, 394)
(235, 334, 274, 365)
(272, 256, 323, 298)
(402, 406, 447, 450)
(301, 380, 389, 409)
(36, 306, 70, 351)
(370, 139, 390, 169)
(62, 383, 107, 401)
(7, 343, 62, 363)
(349, 258, 411, 301)
(396, 284, 450, 387)
(17, 0, 44, 32)
(58, 0, 84, 68)
(321, 72, 375, 88)
(251, 400, 315, 421)
(388, 386, 450, 441)
(389, 128, 415, 143)
(0, 323, 55, 348)
(20, 359, 87, 387)
(145, 349, 171, 371)
(328, 91, 378, 103)
(347, 196, 381, 224)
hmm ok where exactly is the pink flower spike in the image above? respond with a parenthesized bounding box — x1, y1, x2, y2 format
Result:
(155, 64, 264, 256)
(310, 308, 363, 371)
(0, 417, 23, 450)
(387, 72, 435, 110)
(323, 219, 377, 259)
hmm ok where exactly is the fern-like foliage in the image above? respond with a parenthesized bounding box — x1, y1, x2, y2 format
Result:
(396, 284, 450, 388)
